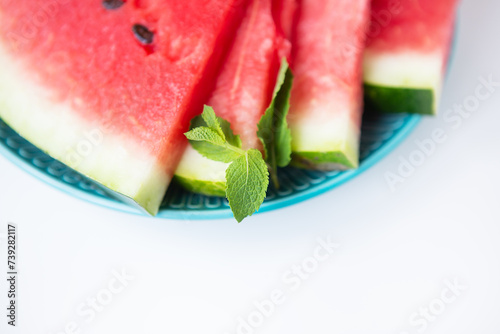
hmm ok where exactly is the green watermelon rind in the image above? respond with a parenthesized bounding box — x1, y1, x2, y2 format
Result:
(173, 175, 227, 198)
(291, 150, 358, 171)
(364, 84, 435, 115)
(362, 50, 446, 116)
(174, 144, 229, 197)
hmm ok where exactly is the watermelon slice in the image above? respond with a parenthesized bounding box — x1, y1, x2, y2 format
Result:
(174, 0, 282, 197)
(364, 0, 459, 115)
(0, 0, 247, 215)
(288, 0, 370, 170)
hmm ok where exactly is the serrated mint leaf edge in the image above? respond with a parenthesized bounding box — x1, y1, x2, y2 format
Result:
(185, 127, 226, 146)
(201, 105, 225, 139)
(225, 149, 269, 223)
(257, 58, 294, 187)
(273, 64, 293, 168)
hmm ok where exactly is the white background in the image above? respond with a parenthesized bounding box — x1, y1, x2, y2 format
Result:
(1, 0, 499, 333)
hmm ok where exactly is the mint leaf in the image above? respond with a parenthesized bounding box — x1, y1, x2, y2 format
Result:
(257, 58, 294, 187)
(272, 57, 290, 98)
(226, 149, 269, 223)
(185, 105, 270, 222)
(190, 108, 242, 149)
(190, 141, 242, 163)
(272, 63, 293, 167)
(185, 127, 242, 163)
(185, 127, 225, 146)
(218, 117, 243, 148)
(201, 105, 225, 139)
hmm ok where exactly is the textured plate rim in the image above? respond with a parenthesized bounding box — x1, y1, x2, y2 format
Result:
(0, 114, 420, 220)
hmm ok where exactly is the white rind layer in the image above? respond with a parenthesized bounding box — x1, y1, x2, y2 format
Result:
(0, 44, 169, 215)
(363, 50, 443, 88)
(289, 106, 360, 167)
(363, 50, 444, 109)
(175, 145, 228, 184)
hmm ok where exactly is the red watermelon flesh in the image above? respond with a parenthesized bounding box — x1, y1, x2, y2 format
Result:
(366, 0, 458, 55)
(288, 0, 370, 170)
(272, 0, 298, 56)
(203, 0, 281, 151)
(0, 0, 247, 214)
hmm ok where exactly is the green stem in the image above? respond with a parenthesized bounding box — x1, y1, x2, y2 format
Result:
(224, 142, 246, 157)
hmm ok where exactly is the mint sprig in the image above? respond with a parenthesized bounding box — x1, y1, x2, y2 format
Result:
(185, 106, 268, 222)
(186, 106, 243, 163)
(257, 58, 294, 187)
(184, 59, 294, 222)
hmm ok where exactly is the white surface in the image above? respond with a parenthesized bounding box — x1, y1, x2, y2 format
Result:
(1, 0, 500, 333)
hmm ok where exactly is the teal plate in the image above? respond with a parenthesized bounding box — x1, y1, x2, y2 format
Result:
(0, 16, 458, 220)
(0, 113, 420, 219)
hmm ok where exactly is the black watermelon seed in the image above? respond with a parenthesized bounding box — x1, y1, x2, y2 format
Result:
(132, 24, 154, 45)
(102, 0, 125, 10)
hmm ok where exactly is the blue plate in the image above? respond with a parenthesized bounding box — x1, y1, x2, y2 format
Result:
(0, 112, 420, 219)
